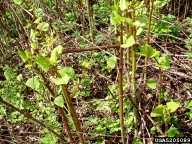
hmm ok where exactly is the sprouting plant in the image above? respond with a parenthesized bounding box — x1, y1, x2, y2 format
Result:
(150, 101, 180, 136)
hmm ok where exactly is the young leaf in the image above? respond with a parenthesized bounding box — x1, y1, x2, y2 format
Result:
(49, 45, 64, 65)
(35, 55, 52, 72)
(82, 60, 92, 69)
(107, 56, 117, 69)
(18, 50, 31, 62)
(150, 104, 164, 117)
(4, 70, 13, 81)
(147, 79, 157, 89)
(58, 67, 75, 79)
(13, 0, 23, 5)
(37, 22, 49, 31)
(121, 34, 135, 48)
(119, 0, 127, 11)
(136, 44, 154, 57)
(166, 102, 180, 113)
(110, 11, 121, 25)
(156, 56, 170, 69)
(25, 76, 40, 90)
(51, 75, 70, 85)
(136, 27, 143, 36)
(34, 17, 42, 24)
(30, 29, 40, 41)
(54, 96, 64, 107)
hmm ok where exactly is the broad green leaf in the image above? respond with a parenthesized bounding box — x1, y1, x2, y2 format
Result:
(121, 34, 135, 48)
(147, 79, 157, 89)
(35, 8, 44, 17)
(16, 74, 23, 81)
(166, 102, 179, 113)
(119, 0, 127, 11)
(30, 29, 40, 41)
(156, 56, 170, 69)
(136, 44, 154, 57)
(58, 67, 75, 79)
(51, 75, 70, 85)
(125, 18, 134, 26)
(54, 96, 64, 107)
(34, 17, 42, 24)
(18, 50, 31, 62)
(110, 11, 122, 25)
(82, 60, 92, 69)
(168, 127, 180, 137)
(81, 78, 93, 87)
(4, 70, 13, 81)
(37, 22, 49, 31)
(151, 50, 160, 58)
(50, 45, 64, 65)
(35, 55, 52, 72)
(25, 76, 40, 90)
(107, 56, 117, 69)
(31, 42, 38, 49)
(136, 27, 143, 36)
(13, 0, 23, 5)
(150, 104, 164, 117)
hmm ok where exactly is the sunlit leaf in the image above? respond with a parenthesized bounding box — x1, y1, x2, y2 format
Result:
(25, 76, 40, 90)
(58, 67, 75, 79)
(136, 44, 154, 57)
(35, 55, 52, 72)
(51, 75, 70, 85)
(119, 0, 127, 11)
(34, 17, 42, 24)
(136, 27, 143, 36)
(107, 56, 117, 69)
(54, 96, 64, 107)
(156, 56, 170, 69)
(147, 79, 157, 89)
(37, 22, 49, 31)
(13, 0, 23, 5)
(121, 34, 135, 48)
(18, 50, 31, 62)
(150, 104, 164, 117)
(166, 102, 180, 113)
(30, 29, 40, 41)
(50, 45, 64, 65)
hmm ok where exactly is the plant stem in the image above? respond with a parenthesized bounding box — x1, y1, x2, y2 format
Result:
(119, 22, 125, 144)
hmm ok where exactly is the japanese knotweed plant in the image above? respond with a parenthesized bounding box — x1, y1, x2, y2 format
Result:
(18, 15, 85, 143)
(150, 101, 182, 137)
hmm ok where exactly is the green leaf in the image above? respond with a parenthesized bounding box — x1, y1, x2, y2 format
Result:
(119, 0, 127, 11)
(147, 79, 157, 89)
(16, 74, 23, 81)
(107, 56, 117, 69)
(37, 22, 49, 31)
(136, 27, 143, 36)
(54, 96, 64, 107)
(25, 76, 40, 90)
(18, 50, 31, 62)
(34, 17, 42, 24)
(35, 55, 52, 72)
(166, 102, 179, 113)
(136, 44, 154, 57)
(58, 67, 75, 79)
(51, 75, 70, 85)
(168, 127, 180, 137)
(150, 104, 164, 117)
(121, 34, 135, 48)
(156, 56, 170, 69)
(30, 29, 40, 41)
(50, 45, 64, 65)
(4, 70, 13, 81)
(81, 78, 93, 87)
(82, 60, 92, 69)
(13, 0, 23, 5)
(110, 11, 122, 25)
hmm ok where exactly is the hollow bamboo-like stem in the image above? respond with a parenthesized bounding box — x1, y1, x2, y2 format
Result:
(119, 23, 125, 144)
